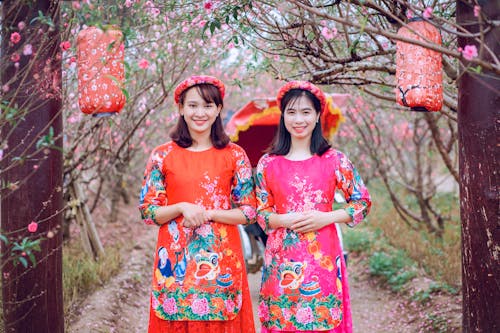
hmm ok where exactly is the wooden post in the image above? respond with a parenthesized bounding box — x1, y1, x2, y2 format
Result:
(1, 1, 64, 332)
(73, 181, 105, 258)
(457, 1, 500, 331)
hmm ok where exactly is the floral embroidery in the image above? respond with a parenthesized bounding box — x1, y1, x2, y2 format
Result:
(139, 141, 256, 321)
(255, 149, 371, 330)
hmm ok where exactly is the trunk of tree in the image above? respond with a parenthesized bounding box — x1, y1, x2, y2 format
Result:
(0, 1, 63, 333)
(457, 1, 500, 332)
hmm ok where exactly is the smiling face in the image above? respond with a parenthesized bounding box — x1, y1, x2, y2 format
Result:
(283, 94, 320, 140)
(179, 86, 222, 137)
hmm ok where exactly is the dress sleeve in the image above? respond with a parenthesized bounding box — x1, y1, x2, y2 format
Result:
(138, 147, 167, 226)
(334, 151, 371, 227)
(255, 155, 275, 233)
(230, 146, 257, 224)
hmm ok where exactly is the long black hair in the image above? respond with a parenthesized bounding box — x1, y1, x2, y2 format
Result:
(170, 84, 230, 148)
(268, 89, 331, 156)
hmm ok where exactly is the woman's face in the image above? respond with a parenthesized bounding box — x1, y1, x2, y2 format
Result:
(283, 95, 320, 140)
(179, 87, 221, 136)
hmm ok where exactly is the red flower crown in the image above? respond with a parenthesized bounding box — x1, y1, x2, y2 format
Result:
(276, 81, 327, 113)
(174, 75, 225, 104)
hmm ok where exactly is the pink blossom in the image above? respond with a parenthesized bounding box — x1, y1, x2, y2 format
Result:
(60, 41, 71, 51)
(2, 84, 9, 92)
(196, 224, 212, 237)
(11, 53, 20, 62)
(204, 1, 212, 10)
(331, 307, 342, 320)
(296, 306, 314, 324)
(236, 294, 242, 308)
(182, 26, 190, 34)
(321, 26, 337, 40)
(150, 7, 160, 17)
(257, 301, 269, 321)
(10, 32, 21, 44)
(282, 308, 292, 320)
(406, 10, 413, 19)
(138, 58, 149, 69)
(462, 45, 478, 60)
(125, 0, 133, 7)
(191, 297, 210, 316)
(23, 44, 33, 56)
(151, 294, 160, 309)
(474, 6, 480, 17)
(28, 221, 38, 233)
(72, 1, 81, 10)
(423, 7, 433, 19)
(18, 22, 26, 30)
(224, 299, 235, 313)
(198, 20, 207, 28)
(163, 297, 178, 315)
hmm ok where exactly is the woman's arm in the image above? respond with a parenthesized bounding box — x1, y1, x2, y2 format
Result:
(255, 155, 276, 232)
(211, 145, 257, 225)
(152, 202, 208, 227)
(205, 208, 247, 225)
(334, 151, 371, 227)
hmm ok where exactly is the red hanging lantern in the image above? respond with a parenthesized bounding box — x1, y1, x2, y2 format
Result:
(77, 26, 125, 117)
(396, 18, 442, 112)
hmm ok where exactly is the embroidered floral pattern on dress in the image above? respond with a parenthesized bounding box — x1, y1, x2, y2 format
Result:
(139, 142, 256, 324)
(255, 149, 371, 332)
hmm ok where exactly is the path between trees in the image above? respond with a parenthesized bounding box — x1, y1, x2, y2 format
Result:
(68, 213, 460, 333)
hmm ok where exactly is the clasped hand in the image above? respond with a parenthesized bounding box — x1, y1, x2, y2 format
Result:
(283, 211, 331, 233)
(180, 203, 212, 228)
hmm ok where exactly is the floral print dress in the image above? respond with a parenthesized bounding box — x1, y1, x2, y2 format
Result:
(139, 141, 256, 333)
(255, 149, 371, 332)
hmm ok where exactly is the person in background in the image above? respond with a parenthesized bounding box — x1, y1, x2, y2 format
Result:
(255, 81, 371, 333)
(139, 75, 257, 333)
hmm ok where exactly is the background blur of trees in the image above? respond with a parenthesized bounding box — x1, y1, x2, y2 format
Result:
(1, 0, 498, 332)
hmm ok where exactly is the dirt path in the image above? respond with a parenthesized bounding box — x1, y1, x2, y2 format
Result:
(68, 226, 155, 333)
(68, 222, 460, 333)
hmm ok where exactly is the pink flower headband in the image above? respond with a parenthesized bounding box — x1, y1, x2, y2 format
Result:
(174, 75, 225, 104)
(276, 81, 327, 113)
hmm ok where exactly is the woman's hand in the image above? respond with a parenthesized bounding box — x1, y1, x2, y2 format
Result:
(289, 211, 332, 233)
(179, 203, 209, 228)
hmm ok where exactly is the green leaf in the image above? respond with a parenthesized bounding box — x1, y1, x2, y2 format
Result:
(18, 256, 28, 268)
(28, 253, 38, 267)
(0, 234, 8, 245)
(469, 65, 482, 74)
(121, 88, 130, 102)
(36, 126, 55, 150)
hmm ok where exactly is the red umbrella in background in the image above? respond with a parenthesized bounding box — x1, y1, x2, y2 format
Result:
(226, 94, 349, 167)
